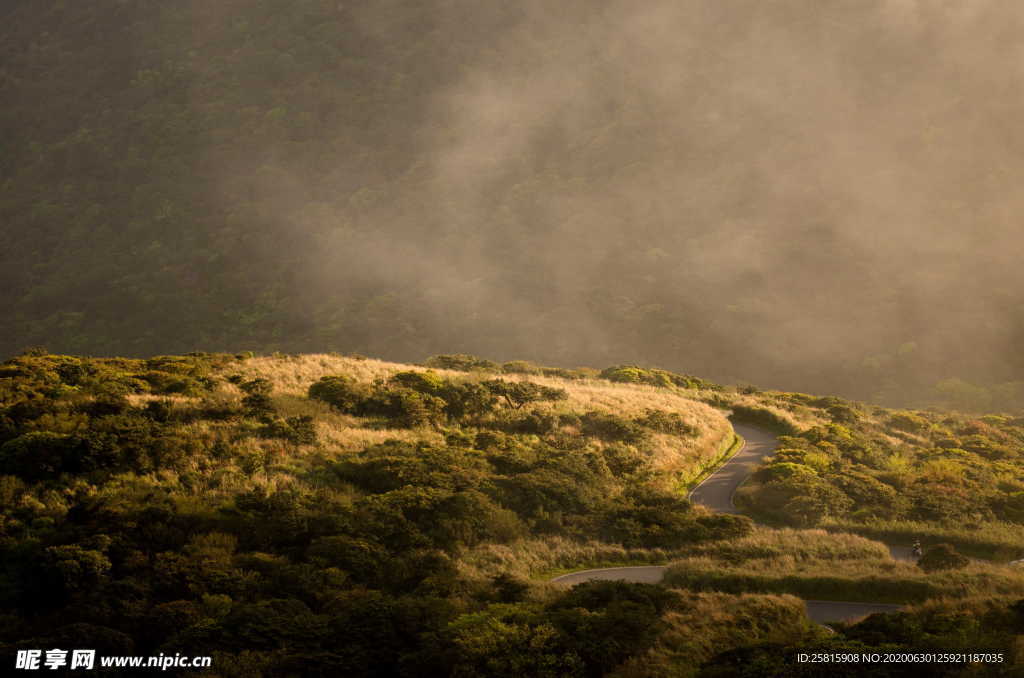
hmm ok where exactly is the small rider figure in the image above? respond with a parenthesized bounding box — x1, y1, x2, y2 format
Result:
(912, 540, 923, 558)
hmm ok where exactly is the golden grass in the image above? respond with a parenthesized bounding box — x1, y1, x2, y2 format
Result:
(823, 519, 1024, 561)
(662, 526, 1024, 603)
(125, 393, 201, 406)
(458, 537, 690, 581)
(671, 527, 892, 562)
(317, 423, 442, 453)
(218, 353, 732, 472)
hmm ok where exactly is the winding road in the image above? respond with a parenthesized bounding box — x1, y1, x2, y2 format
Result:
(688, 422, 777, 514)
(550, 420, 908, 624)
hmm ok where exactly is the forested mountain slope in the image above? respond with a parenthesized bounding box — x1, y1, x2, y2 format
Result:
(4, 1, 1024, 406)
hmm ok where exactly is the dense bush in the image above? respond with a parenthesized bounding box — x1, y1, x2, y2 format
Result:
(600, 365, 715, 390)
(888, 412, 932, 434)
(635, 409, 697, 437)
(729, 405, 800, 435)
(424, 355, 499, 372)
(917, 544, 970, 573)
(580, 411, 647, 444)
(482, 380, 569, 410)
(307, 375, 369, 413)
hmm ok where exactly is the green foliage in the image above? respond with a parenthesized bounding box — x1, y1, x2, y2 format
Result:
(599, 365, 714, 390)
(44, 544, 112, 593)
(238, 378, 273, 396)
(729, 405, 800, 435)
(389, 370, 446, 395)
(310, 372, 500, 426)
(826, 403, 861, 424)
(0, 431, 75, 480)
(307, 375, 368, 413)
(580, 411, 646, 444)
(601, 489, 753, 548)
(502, 361, 541, 375)
(482, 380, 568, 410)
(759, 462, 818, 482)
(440, 605, 584, 678)
(917, 544, 969, 573)
(260, 415, 317, 445)
(635, 409, 697, 437)
(745, 473, 854, 527)
(364, 388, 447, 428)
(241, 392, 275, 418)
(887, 411, 931, 434)
(741, 394, 1024, 534)
(548, 581, 680, 677)
(424, 355, 499, 372)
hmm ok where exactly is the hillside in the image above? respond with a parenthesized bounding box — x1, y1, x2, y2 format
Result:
(2, 350, 1023, 676)
(4, 0, 1024, 405)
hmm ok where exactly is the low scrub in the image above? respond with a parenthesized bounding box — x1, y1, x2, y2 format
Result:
(729, 404, 802, 435)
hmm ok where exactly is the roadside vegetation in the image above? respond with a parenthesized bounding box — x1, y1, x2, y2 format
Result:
(662, 528, 1024, 605)
(720, 390, 1024, 562)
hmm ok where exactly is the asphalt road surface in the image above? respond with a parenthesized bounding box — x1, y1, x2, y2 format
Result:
(688, 423, 778, 513)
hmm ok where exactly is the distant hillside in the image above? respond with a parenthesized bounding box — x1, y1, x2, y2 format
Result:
(4, 1, 1024, 407)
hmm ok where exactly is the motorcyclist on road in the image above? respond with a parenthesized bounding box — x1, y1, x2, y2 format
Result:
(912, 540, 923, 559)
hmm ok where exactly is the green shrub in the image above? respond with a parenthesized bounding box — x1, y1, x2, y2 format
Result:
(826, 404, 861, 424)
(436, 382, 499, 420)
(501, 361, 540, 375)
(600, 444, 646, 476)
(542, 366, 597, 380)
(0, 431, 74, 480)
(580, 411, 646, 444)
(241, 392, 275, 418)
(600, 365, 714, 390)
(82, 395, 131, 418)
(141, 371, 205, 396)
(729, 405, 800, 435)
(388, 370, 445, 395)
(424, 354, 499, 372)
(917, 544, 969, 573)
(307, 375, 369, 413)
(635, 409, 696, 437)
(887, 412, 931, 434)
(759, 462, 817, 482)
(238, 377, 273, 396)
(482, 380, 568, 410)
(260, 415, 317, 444)
(363, 388, 447, 428)
(512, 411, 559, 435)
(747, 475, 854, 526)
(143, 399, 173, 423)
(55, 360, 91, 386)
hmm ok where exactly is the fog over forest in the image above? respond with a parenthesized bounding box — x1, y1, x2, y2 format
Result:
(3, 0, 1024, 406)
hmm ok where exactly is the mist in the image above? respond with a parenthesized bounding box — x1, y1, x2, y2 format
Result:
(282, 0, 1021, 396)
(4, 0, 1024, 405)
